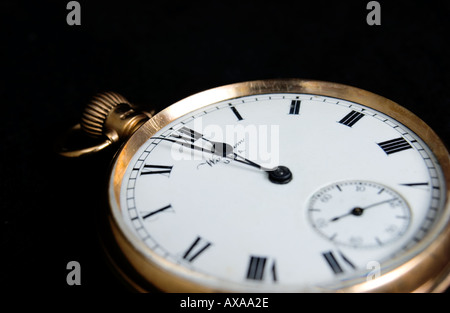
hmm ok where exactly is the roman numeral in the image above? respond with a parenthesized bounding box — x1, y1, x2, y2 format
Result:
(229, 104, 244, 121)
(288, 100, 301, 115)
(182, 236, 212, 262)
(169, 127, 204, 153)
(142, 204, 173, 220)
(140, 164, 173, 176)
(338, 110, 364, 127)
(322, 250, 356, 275)
(400, 182, 430, 191)
(377, 137, 413, 155)
(400, 182, 429, 187)
(246, 256, 277, 281)
(175, 126, 203, 142)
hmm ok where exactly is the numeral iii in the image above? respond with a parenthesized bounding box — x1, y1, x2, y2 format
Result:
(377, 137, 412, 155)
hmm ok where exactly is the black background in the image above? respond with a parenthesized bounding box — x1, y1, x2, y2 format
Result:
(1, 0, 449, 295)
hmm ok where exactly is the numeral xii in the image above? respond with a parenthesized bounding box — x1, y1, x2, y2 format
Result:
(289, 99, 301, 115)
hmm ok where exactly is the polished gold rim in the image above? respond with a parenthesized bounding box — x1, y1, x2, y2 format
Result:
(107, 79, 450, 292)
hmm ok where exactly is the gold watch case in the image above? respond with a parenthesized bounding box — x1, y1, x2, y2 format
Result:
(104, 79, 450, 292)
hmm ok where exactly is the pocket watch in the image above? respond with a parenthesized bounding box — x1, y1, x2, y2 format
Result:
(58, 79, 450, 292)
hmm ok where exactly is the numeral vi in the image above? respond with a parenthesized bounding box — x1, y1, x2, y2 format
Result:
(246, 256, 277, 282)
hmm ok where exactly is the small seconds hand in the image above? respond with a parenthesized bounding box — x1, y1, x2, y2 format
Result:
(330, 198, 398, 222)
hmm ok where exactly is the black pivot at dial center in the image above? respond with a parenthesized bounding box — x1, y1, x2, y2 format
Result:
(351, 207, 364, 216)
(268, 166, 293, 184)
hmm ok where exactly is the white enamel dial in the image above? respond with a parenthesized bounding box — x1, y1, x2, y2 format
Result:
(112, 92, 446, 292)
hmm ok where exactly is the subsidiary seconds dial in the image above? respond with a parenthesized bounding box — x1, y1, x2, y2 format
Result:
(308, 181, 411, 248)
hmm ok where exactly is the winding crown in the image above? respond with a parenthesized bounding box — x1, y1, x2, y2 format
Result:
(80, 92, 131, 138)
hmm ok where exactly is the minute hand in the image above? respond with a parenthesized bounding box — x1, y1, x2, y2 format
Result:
(231, 152, 275, 171)
(152, 136, 276, 172)
(152, 136, 216, 155)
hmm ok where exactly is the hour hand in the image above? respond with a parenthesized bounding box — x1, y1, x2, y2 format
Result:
(174, 127, 277, 172)
(155, 127, 291, 183)
(156, 127, 275, 169)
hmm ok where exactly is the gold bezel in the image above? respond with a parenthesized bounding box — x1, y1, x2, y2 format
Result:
(107, 79, 450, 292)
